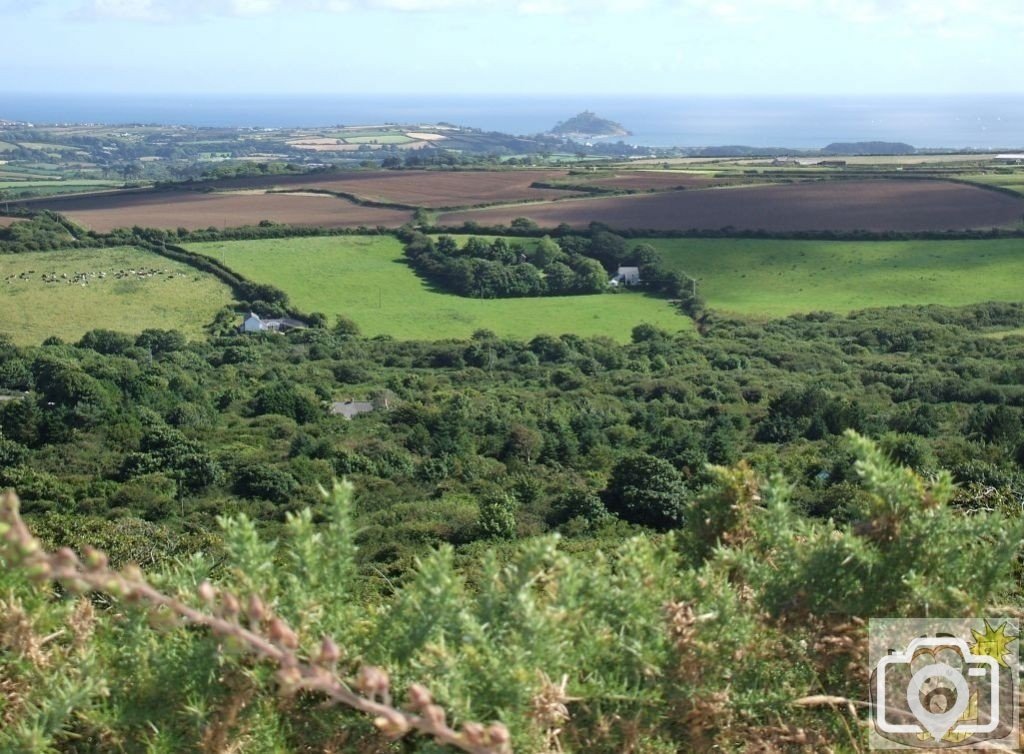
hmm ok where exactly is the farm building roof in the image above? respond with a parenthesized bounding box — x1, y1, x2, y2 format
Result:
(331, 401, 375, 420)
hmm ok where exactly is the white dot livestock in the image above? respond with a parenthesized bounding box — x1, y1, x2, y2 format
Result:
(3, 265, 195, 289)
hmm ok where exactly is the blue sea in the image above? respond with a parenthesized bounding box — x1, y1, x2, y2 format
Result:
(2, 93, 1023, 150)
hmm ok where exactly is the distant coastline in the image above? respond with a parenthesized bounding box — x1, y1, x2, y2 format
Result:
(2, 93, 1023, 150)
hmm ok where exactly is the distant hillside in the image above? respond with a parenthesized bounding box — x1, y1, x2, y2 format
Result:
(823, 141, 916, 155)
(551, 111, 630, 138)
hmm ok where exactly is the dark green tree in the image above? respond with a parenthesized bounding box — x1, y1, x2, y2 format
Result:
(604, 453, 687, 529)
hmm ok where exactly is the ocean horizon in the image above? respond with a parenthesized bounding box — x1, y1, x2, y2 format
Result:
(2, 93, 1023, 151)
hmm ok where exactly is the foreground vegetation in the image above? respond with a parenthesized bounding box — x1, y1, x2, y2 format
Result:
(2, 429, 1021, 752)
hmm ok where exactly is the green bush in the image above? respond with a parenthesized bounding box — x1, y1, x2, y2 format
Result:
(603, 453, 687, 529)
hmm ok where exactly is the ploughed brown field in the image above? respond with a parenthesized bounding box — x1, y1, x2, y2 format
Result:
(25, 191, 413, 232)
(201, 169, 579, 207)
(439, 180, 1024, 232)
(0, 217, 22, 227)
(570, 171, 748, 191)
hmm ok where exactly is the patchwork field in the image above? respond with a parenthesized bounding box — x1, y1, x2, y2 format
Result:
(563, 171, 750, 191)
(0, 246, 234, 345)
(287, 127, 445, 151)
(646, 237, 1024, 317)
(189, 236, 689, 341)
(440, 180, 1024, 231)
(23, 191, 413, 232)
(201, 169, 579, 207)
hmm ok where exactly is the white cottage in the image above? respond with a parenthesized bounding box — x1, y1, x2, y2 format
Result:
(239, 313, 309, 334)
(610, 266, 641, 287)
(241, 313, 264, 333)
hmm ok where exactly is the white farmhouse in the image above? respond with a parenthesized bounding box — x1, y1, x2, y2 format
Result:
(610, 266, 641, 287)
(241, 313, 264, 333)
(239, 313, 308, 334)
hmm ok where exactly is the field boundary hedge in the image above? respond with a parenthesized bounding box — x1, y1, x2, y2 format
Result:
(137, 240, 315, 325)
(265, 187, 419, 212)
(427, 222, 1024, 241)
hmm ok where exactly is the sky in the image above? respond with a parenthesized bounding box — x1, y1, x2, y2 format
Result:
(2, 0, 1022, 96)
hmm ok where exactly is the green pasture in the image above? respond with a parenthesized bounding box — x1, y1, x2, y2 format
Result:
(0, 182, 122, 200)
(0, 179, 118, 189)
(646, 238, 1024, 318)
(15, 142, 85, 153)
(0, 178, 59, 186)
(18, 164, 68, 172)
(190, 236, 690, 342)
(0, 168, 62, 179)
(0, 184, 123, 199)
(0, 247, 234, 345)
(962, 173, 1024, 196)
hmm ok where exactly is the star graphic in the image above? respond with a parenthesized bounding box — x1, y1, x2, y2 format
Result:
(970, 620, 1017, 668)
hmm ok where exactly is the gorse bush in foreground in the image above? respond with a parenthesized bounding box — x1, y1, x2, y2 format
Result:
(2, 433, 1023, 753)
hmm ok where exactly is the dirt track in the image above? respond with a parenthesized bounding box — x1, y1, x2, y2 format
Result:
(439, 180, 1024, 232)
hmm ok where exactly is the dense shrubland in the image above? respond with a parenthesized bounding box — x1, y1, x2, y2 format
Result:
(3, 433, 1021, 752)
(3, 275, 1024, 748)
(2, 301, 1024, 572)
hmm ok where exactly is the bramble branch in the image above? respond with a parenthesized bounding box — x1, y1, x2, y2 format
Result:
(0, 490, 510, 754)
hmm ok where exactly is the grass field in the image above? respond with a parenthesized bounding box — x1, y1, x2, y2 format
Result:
(0, 185, 125, 199)
(0, 246, 234, 345)
(646, 238, 1024, 317)
(190, 236, 690, 342)
(0, 180, 122, 196)
(962, 173, 1024, 196)
(0, 180, 117, 187)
